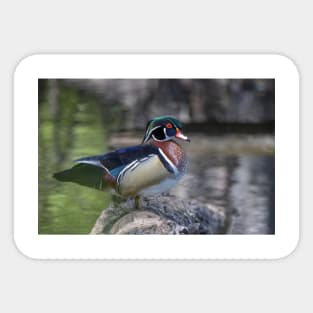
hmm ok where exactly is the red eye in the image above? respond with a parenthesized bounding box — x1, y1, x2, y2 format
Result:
(166, 123, 173, 128)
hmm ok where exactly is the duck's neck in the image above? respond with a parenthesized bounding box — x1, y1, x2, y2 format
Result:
(151, 139, 185, 170)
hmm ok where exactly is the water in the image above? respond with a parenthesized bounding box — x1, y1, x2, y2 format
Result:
(38, 86, 112, 234)
(174, 153, 275, 234)
(39, 131, 275, 234)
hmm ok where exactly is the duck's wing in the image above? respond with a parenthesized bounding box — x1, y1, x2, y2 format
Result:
(75, 144, 177, 176)
(53, 144, 176, 191)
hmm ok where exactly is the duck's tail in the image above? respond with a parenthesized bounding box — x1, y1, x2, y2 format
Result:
(53, 163, 115, 191)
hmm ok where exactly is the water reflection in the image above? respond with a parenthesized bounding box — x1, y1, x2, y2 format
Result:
(38, 84, 111, 234)
(174, 151, 275, 234)
(229, 156, 275, 234)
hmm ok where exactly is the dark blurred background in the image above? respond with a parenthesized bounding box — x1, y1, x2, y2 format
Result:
(38, 79, 275, 234)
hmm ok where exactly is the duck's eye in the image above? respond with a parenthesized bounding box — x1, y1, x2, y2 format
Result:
(166, 123, 173, 128)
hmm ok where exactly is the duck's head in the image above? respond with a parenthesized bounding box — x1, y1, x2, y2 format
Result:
(142, 116, 190, 144)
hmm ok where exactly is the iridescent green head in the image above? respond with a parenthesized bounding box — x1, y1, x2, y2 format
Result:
(142, 116, 190, 143)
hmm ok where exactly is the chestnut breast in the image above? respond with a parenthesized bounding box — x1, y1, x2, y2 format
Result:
(152, 140, 187, 174)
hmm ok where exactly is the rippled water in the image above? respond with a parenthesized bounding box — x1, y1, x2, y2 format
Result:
(173, 143, 275, 234)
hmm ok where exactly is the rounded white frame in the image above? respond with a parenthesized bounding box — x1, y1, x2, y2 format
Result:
(14, 54, 299, 259)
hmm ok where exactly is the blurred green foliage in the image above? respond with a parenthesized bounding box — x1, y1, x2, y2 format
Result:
(39, 82, 111, 234)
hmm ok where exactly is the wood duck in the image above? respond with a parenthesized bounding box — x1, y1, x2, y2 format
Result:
(53, 116, 190, 207)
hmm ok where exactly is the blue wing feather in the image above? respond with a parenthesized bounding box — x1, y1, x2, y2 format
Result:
(75, 144, 175, 178)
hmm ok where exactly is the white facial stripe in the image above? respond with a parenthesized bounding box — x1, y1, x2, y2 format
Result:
(151, 126, 173, 142)
(144, 125, 162, 142)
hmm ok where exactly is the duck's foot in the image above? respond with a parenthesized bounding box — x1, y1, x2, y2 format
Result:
(134, 195, 141, 210)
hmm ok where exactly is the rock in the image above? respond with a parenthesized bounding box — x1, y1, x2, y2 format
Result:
(90, 194, 225, 234)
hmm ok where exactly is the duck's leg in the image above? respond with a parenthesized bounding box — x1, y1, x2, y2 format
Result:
(134, 195, 141, 210)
